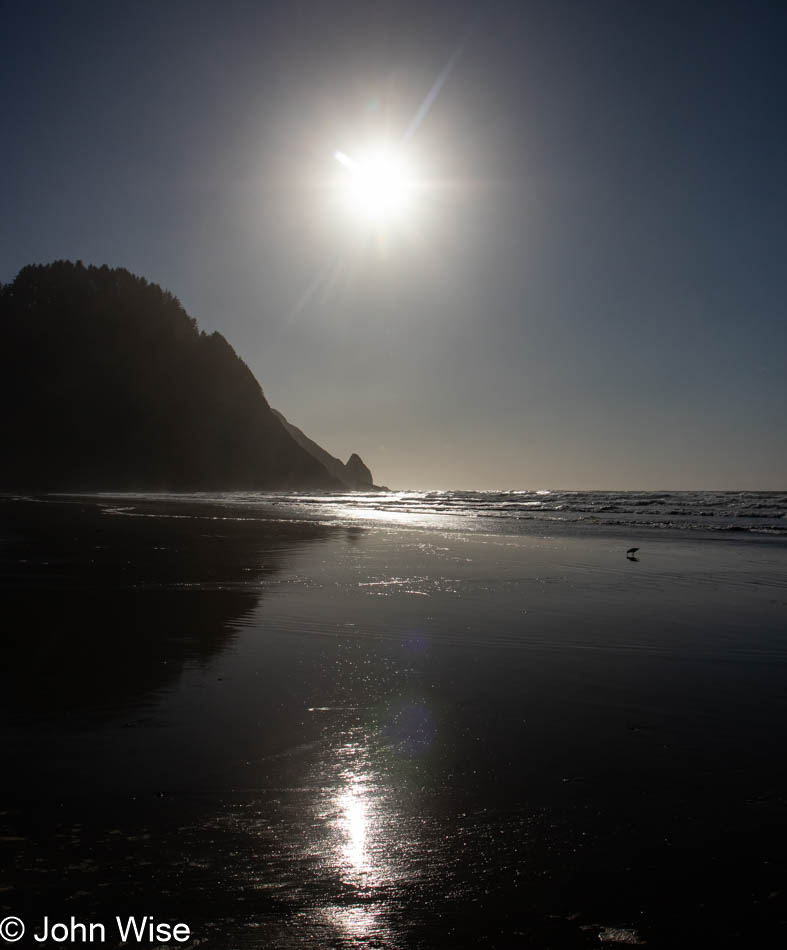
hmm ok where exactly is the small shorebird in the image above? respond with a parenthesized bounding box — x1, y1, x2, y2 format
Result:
(626, 547, 639, 558)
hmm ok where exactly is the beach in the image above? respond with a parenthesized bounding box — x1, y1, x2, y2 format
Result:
(2, 493, 786, 948)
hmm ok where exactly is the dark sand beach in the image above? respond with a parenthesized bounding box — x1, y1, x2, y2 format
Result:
(2, 493, 787, 948)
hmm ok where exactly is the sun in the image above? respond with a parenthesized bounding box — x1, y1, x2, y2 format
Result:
(334, 147, 414, 224)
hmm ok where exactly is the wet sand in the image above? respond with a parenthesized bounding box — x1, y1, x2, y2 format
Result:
(2, 495, 787, 948)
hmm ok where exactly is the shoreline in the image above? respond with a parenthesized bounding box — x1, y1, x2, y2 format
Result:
(4, 490, 786, 547)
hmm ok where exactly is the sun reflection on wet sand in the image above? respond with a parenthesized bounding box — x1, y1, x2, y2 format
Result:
(337, 774, 370, 876)
(318, 739, 395, 942)
(302, 695, 444, 947)
(222, 704, 441, 946)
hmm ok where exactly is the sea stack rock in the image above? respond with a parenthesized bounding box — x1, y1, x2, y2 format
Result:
(345, 453, 373, 488)
(271, 409, 385, 490)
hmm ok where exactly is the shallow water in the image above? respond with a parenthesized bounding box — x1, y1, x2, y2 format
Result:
(75, 487, 787, 537)
(2, 494, 787, 947)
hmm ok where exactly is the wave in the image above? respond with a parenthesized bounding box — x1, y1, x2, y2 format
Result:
(62, 489, 787, 540)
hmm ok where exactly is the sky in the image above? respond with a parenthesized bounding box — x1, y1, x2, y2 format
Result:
(2, 0, 785, 490)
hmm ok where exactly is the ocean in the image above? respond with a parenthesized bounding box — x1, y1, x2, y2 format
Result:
(91, 488, 787, 536)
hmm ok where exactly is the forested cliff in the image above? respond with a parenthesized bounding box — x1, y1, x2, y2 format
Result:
(0, 261, 342, 490)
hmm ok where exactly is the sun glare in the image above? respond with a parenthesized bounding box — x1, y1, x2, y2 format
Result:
(334, 147, 414, 224)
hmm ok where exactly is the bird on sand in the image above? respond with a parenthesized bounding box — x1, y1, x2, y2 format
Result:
(626, 547, 639, 558)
